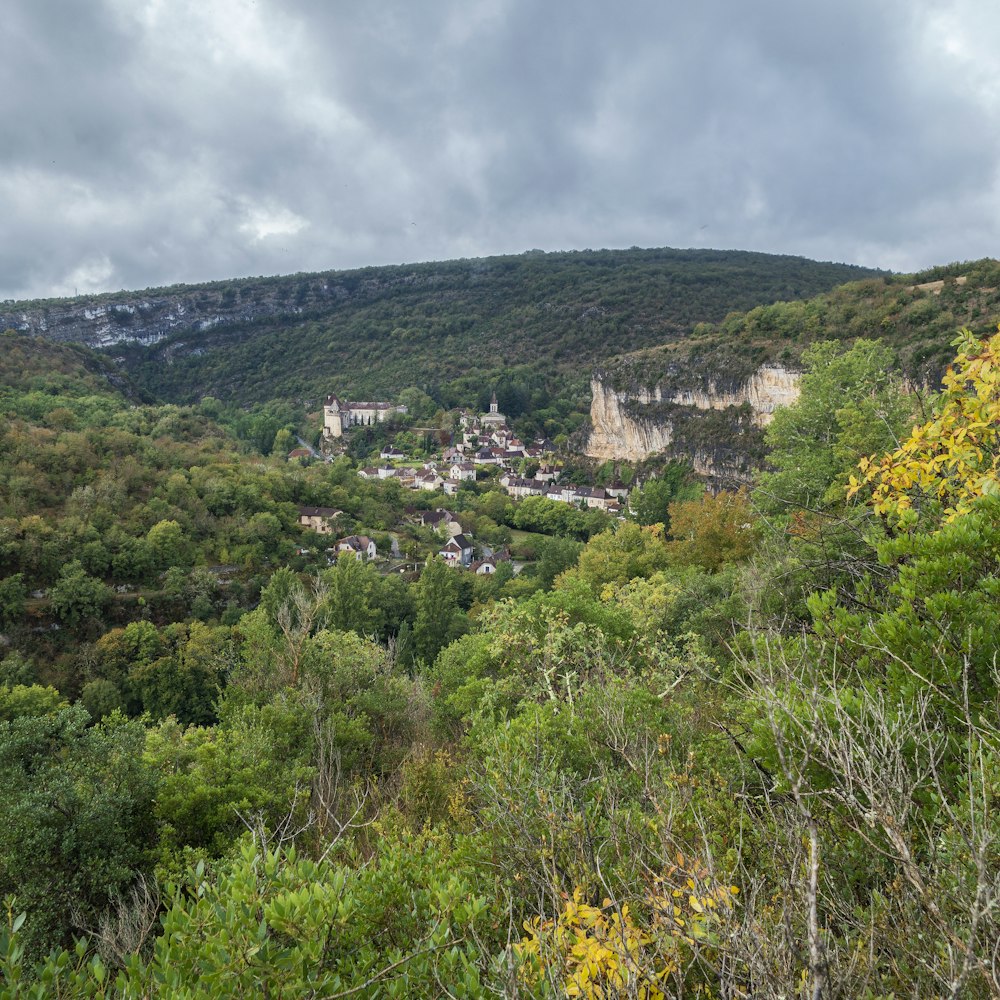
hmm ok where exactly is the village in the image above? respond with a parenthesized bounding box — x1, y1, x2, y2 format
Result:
(293, 390, 632, 571)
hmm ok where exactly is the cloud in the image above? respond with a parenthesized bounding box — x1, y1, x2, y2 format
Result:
(2, 0, 999, 301)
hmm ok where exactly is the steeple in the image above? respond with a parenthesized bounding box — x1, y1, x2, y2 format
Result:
(490, 391, 498, 414)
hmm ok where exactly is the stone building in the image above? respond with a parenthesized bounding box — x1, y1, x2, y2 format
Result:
(323, 396, 407, 438)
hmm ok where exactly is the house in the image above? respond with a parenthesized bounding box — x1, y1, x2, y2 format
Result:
(546, 484, 579, 503)
(409, 471, 443, 492)
(469, 557, 497, 574)
(379, 446, 406, 460)
(419, 509, 462, 537)
(297, 506, 342, 534)
(439, 533, 474, 567)
(335, 535, 377, 561)
(505, 477, 546, 499)
(442, 478, 462, 496)
(450, 461, 476, 482)
(605, 480, 630, 499)
(574, 487, 613, 511)
(357, 467, 379, 479)
(536, 464, 561, 483)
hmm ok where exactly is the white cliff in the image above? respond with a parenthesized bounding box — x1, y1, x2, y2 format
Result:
(585, 365, 801, 463)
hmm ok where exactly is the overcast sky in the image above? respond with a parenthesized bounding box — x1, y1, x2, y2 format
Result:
(3, 0, 998, 301)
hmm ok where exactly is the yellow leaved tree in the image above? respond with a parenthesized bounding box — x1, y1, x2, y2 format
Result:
(516, 857, 738, 998)
(848, 326, 1000, 524)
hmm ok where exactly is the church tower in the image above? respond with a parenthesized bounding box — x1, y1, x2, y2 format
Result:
(490, 391, 498, 414)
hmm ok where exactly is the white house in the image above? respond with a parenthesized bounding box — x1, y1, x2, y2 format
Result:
(450, 461, 477, 482)
(323, 396, 407, 438)
(439, 533, 474, 567)
(335, 535, 377, 561)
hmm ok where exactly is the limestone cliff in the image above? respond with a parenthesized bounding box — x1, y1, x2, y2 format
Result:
(585, 365, 801, 479)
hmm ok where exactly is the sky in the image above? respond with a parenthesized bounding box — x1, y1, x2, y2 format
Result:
(3, 0, 999, 301)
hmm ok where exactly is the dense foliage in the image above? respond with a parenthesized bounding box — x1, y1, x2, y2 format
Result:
(2, 316, 999, 996)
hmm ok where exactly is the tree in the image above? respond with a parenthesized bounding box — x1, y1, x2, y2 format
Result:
(412, 557, 465, 665)
(323, 555, 379, 636)
(850, 326, 1000, 526)
(758, 339, 911, 514)
(558, 522, 671, 596)
(629, 462, 699, 527)
(49, 560, 112, 630)
(666, 488, 760, 571)
(0, 684, 67, 722)
(0, 573, 26, 629)
(534, 535, 584, 590)
(0, 707, 157, 958)
(146, 519, 192, 572)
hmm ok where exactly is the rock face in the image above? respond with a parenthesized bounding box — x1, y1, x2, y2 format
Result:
(585, 365, 801, 475)
(0, 281, 346, 349)
(661, 366, 801, 423)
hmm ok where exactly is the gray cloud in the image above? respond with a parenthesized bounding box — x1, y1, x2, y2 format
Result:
(2, 0, 998, 300)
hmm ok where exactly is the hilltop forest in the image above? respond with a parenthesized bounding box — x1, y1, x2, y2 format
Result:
(1, 253, 999, 997)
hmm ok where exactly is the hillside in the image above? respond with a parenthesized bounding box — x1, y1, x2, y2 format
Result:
(1, 248, 879, 413)
(598, 258, 1000, 396)
(584, 258, 1000, 474)
(0, 329, 148, 404)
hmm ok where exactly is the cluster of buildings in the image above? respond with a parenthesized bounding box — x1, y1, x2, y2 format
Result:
(357, 457, 477, 496)
(354, 393, 557, 496)
(302, 391, 633, 573)
(497, 473, 629, 514)
(417, 509, 509, 573)
(347, 391, 632, 515)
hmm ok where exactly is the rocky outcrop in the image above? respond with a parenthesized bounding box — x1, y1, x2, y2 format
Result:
(0, 269, 429, 350)
(660, 366, 801, 422)
(585, 365, 801, 474)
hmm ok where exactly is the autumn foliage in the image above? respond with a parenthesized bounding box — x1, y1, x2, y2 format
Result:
(849, 326, 1000, 524)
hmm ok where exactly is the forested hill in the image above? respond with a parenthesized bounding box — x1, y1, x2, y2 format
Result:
(1, 248, 878, 406)
(597, 257, 1000, 396)
(0, 329, 149, 404)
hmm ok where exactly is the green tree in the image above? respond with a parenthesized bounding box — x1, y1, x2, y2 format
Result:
(0, 684, 67, 723)
(629, 462, 699, 527)
(49, 561, 112, 630)
(0, 707, 157, 958)
(757, 339, 911, 513)
(322, 555, 379, 636)
(146, 519, 193, 572)
(412, 557, 465, 665)
(0, 573, 26, 629)
(533, 536, 584, 590)
(558, 522, 671, 596)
